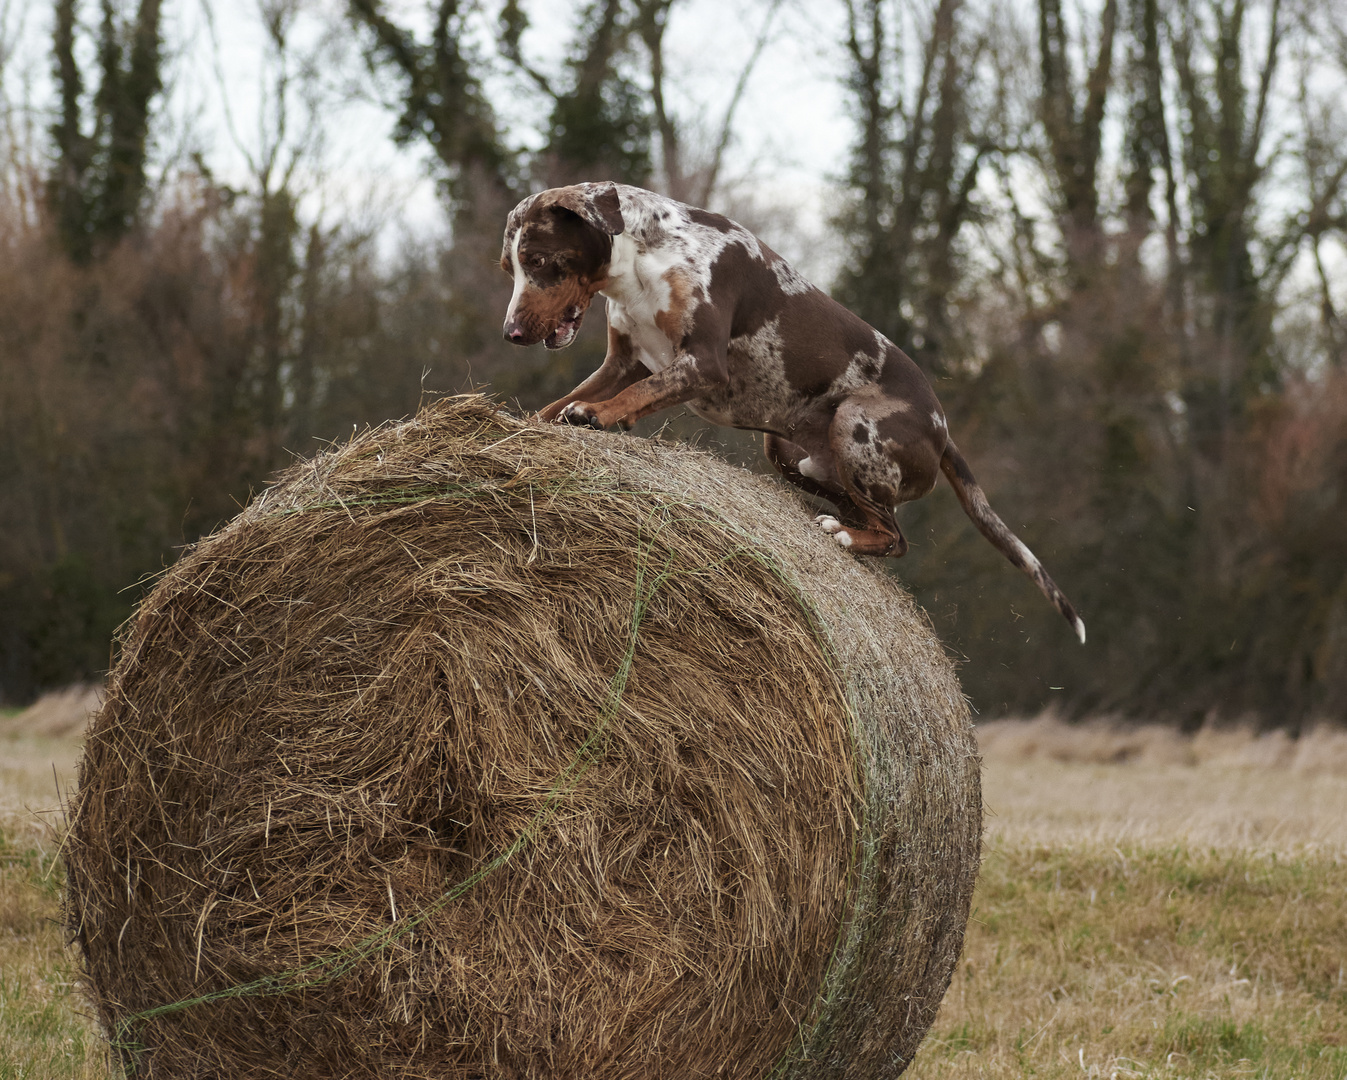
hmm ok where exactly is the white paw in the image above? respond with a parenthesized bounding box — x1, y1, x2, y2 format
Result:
(813, 515, 852, 548)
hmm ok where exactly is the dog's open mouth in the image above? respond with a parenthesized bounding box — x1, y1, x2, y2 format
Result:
(544, 306, 584, 350)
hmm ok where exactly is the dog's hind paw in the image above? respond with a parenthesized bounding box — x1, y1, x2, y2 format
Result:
(813, 515, 853, 548)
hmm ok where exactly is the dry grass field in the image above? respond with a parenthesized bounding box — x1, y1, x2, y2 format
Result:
(0, 724, 103, 1079)
(915, 719, 1347, 1080)
(2, 696, 1345, 1079)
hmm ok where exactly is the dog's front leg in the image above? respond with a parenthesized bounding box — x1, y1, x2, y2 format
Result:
(537, 327, 647, 423)
(558, 349, 726, 430)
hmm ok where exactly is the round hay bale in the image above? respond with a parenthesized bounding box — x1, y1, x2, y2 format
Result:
(64, 395, 981, 1079)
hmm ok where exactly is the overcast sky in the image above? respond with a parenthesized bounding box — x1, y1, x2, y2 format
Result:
(4, 0, 1340, 301)
(0, 0, 856, 277)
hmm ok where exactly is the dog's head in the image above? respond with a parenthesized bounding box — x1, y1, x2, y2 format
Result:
(500, 182, 625, 350)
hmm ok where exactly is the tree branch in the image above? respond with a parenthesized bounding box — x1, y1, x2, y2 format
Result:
(698, 0, 781, 205)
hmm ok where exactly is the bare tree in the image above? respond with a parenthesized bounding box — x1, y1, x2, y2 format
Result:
(634, 0, 781, 204)
(1169, 0, 1286, 451)
(48, 0, 165, 261)
(832, 0, 994, 371)
(1292, 2, 1347, 368)
(349, 0, 519, 211)
(1038, 0, 1118, 281)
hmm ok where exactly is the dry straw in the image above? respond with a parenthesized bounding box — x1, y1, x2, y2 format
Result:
(64, 395, 981, 1079)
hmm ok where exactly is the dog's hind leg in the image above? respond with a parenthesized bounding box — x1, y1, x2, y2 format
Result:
(813, 493, 909, 557)
(820, 395, 948, 557)
(773, 434, 907, 556)
(764, 433, 902, 551)
(763, 434, 867, 527)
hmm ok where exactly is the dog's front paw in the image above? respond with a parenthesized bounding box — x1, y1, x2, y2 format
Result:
(559, 402, 606, 430)
(813, 514, 853, 549)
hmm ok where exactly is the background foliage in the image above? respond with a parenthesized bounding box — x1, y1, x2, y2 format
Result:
(1, 0, 1345, 728)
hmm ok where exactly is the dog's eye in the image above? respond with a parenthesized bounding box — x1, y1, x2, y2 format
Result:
(529, 254, 547, 270)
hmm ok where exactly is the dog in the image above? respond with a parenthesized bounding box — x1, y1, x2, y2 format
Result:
(500, 181, 1085, 643)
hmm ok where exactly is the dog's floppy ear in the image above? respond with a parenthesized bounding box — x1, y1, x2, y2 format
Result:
(548, 182, 625, 235)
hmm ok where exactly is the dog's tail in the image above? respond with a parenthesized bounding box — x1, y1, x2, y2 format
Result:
(939, 440, 1086, 644)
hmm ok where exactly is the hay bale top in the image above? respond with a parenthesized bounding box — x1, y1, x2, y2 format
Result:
(240, 395, 962, 719)
(66, 395, 979, 1079)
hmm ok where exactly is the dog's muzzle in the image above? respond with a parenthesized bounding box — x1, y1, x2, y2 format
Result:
(502, 304, 585, 350)
(543, 306, 584, 350)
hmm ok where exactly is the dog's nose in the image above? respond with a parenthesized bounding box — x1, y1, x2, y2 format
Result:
(503, 321, 527, 344)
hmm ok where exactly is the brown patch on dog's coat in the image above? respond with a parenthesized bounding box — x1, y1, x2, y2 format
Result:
(654, 268, 695, 345)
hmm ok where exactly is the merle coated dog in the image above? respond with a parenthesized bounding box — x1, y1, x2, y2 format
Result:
(500, 181, 1084, 642)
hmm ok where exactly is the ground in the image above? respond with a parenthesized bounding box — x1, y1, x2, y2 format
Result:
(2, 698, 1345, 1079)
(920, 718, 1347, 1080)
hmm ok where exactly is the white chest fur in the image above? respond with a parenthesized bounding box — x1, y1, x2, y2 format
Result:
(595, 189, 757, 373)
(601, 233, 684, 373)
(606, 299, 676, 372)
